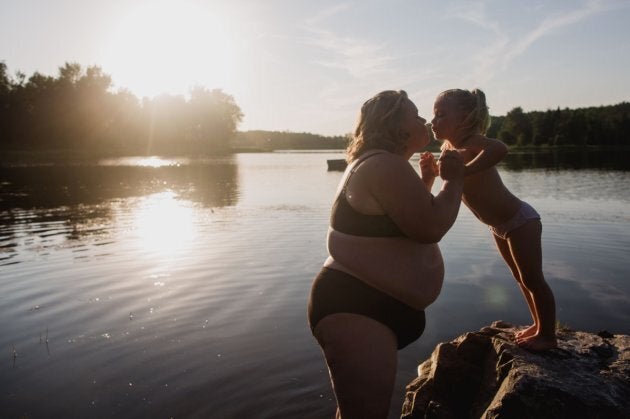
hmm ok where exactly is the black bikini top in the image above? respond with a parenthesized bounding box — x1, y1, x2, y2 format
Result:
(330, 152, 404, 237)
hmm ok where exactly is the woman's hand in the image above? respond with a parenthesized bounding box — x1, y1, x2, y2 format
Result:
(438, 150, 464, 182)
(419, 151, 438, 189)
(420, 151, 438, 179)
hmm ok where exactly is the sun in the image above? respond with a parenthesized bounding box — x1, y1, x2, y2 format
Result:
(103, 0, 236, 98)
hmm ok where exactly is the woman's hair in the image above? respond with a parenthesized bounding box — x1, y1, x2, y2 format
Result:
(438, 88, 491, 137)
(346, 90, 412, 162)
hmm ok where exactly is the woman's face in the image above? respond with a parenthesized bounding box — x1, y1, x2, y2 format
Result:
(431, 96, 464, 142)
(400, 100, 429, 155)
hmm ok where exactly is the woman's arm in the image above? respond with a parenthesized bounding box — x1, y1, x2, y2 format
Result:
(419, 151, 438, 191)
(325, 152, 461, 309)
(367, 152, 464, 243)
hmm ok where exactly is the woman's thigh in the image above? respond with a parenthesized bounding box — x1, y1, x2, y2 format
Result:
(314, 313, 398, 419)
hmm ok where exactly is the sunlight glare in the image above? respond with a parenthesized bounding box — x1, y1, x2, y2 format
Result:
(135, 156, 178, 168)
(99, 156, 185, 167)
(132, 192, 197, 259)
(104, 0, 236, 98)
(484, 285, 509, 309)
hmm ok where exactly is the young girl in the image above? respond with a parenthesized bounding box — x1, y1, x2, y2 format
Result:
(423, 88, 557, 351)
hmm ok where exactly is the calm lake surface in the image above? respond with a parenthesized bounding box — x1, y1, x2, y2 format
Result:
(2, 149, 630, 418)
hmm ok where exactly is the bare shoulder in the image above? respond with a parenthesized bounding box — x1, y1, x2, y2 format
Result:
(464, 135, 507, 153)
(360, 152, 416, 181)
(351, 152, 421, 200)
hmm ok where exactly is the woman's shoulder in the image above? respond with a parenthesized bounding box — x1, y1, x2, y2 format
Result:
(353, 151, 417, 186)
(354, 151, 409, 176)
(357, 150, 407, 166)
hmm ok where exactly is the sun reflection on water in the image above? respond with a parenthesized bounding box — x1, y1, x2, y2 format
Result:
(99, 156, 186, 167)
(131, 191, 196, 259)
(135, 156, 176, 168)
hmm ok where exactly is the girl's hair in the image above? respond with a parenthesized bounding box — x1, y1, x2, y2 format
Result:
(346, 90, 412, 162)
(438, 88, 491, 137)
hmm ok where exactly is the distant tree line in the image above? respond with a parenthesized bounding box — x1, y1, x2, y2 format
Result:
(486, 103, 630, 147)
(2, 60, 628, 154)
(0, 61, 243, 155)
(233, 130, 347, 151)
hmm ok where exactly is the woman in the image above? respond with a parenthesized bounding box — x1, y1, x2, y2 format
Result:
(307, 90, 465, 418)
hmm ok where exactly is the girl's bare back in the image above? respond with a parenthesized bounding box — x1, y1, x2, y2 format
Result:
(455, 147, 521, 227)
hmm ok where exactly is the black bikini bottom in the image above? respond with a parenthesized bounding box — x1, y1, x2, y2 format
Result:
(307, 267, 425, 349)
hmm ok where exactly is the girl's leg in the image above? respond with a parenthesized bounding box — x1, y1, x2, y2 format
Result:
(492, 233, 538, 339)
(314, 313, 398, 419)
(507, 220, 557, 350)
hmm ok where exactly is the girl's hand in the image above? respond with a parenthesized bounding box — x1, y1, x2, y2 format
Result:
(438, 150, 464, 182)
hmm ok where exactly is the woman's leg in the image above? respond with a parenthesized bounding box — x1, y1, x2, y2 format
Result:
(507, 220, 557, 350)
(314, 313, 398, 419)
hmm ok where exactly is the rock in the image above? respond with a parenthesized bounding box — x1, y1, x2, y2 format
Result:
(401, 321, 630, 419)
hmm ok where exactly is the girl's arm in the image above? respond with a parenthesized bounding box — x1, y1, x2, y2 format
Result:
(462, 135, 508, 176)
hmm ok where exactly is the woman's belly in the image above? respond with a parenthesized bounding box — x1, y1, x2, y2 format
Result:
(325, 228, 445, 310)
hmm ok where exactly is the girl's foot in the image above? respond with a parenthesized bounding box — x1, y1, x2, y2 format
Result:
(515, 324, 537, 341)
(517, 334, 557, 352)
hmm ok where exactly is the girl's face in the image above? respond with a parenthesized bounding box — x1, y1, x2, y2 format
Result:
(431, 96, 464, 142)
(400, 100, 429, 156)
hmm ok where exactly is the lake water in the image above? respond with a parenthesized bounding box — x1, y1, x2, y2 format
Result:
(1, 150, 630, 418)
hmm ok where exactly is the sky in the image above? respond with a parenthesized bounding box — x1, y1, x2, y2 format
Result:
(1, 0, 629, 136)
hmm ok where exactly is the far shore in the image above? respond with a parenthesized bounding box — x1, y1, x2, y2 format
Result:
(2, 144, 630, 164)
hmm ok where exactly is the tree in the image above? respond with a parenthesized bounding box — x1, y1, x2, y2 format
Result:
(0, 62, 11, 143)
(499, 107, 532, 146)
(187, 87, 243, 153)
(531, 110, 557, 146)
(58, 62, 82, 85)
(140, 94, 188, 154)
(0, 61, 10, 95)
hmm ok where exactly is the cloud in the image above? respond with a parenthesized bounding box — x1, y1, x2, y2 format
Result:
(299, 3, 396, 79)
(445, 0, 497, 30)
(448, 0, 614, 85)
(503, 0, 609, 64)
(304, 3, 353, 26)
(306, 31, 394, 78)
